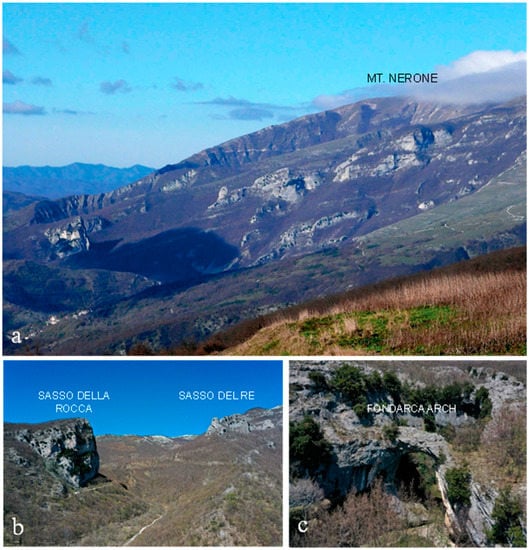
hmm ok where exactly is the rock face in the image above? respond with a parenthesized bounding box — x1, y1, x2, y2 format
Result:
(323, 426, 453, 498)
(6, 96, 525, 269)
(206, 406, 282, 437)
(4, 96, 525, 354)
(289, 361, 526, 545)
(44, 217, 91, 259)
(5, 418, 100, 487)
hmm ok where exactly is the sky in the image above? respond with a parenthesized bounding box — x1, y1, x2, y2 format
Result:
(3, 2, 526, 168)
(3, 359, 283, 436)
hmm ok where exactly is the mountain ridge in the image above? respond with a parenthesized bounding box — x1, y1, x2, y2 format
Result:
(4, 406, 282, 545)
(3, 94, 526, 354)
(3, 162, 156, 198)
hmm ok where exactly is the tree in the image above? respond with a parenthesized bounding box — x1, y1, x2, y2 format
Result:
(330, 364, 366, 405)
(423, 411, 436, 433)
(365, 370, 383, 393)
(308, 370, 328, 392)
(297, 478, 402, 547)
(289, 478, 325, 508)
(488, 488, 526, 547)
(445, 466, 471, 507)
(382, 371, 402, 403)
(290, 416, 332, 476)
(474, 386, 492, 419)
(481, 405, 525, 479)
(382, 422, 399, 441)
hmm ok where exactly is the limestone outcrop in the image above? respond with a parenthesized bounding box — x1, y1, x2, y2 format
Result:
(206, 406, 281, 436)
(290, 361, 526, 546)
(5, 418, 100, 487)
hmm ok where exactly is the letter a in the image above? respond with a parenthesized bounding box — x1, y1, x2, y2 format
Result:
(11, 331, 22, 344)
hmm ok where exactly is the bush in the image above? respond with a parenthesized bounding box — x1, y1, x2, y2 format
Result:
(290, 416, 332, 476)
(382, 371, 402, 402)
(293, 478, 402, 547)
(308, 371, 328, 392)
(481, 405, 526, 479)
(365, 371, 383, 392)
(474, 386, 493, 419)
(353, 396, 370, 420)
(488, 488, 526, 546)
(382, 423, 399, 441)
(330, 364, 366, 405)
(423, 412, 436, 433)
(445, 466, 471, 507)
(452, 421, 483, 453)
(289, 478, 325, 508)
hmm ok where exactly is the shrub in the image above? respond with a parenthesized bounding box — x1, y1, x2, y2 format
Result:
(365, 370, 383, 393)
(290, 416, 332, 476)
(481, 405, 526, 479)
(382, 423, 399, 441)
(289, 478, 325, 508)
(452, 421, 483, 453)
(308, 370, 328, 392)
(295, 478, 402, 547)
(330, 364, 366, 405)
(488, 488, 526, 547)
(423, 412, 436, 433)
(382, 371, 402, 402)
(474, 387, 493, 419)
(445, 466, 471, 507)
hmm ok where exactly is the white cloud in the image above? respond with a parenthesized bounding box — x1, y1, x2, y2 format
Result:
(312, 91, 360, 110)
(437, 50, 526, 80)
(311, 50, 527, 109)
(4, 100, 46, 115)
(100, 79, 132, 95)
(411, 50, 526, 103)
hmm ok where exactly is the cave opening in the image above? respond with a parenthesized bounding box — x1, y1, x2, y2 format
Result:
(395, 452, 438, 503)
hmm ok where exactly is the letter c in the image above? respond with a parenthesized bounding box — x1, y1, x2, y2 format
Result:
(298, 520, 308, 533)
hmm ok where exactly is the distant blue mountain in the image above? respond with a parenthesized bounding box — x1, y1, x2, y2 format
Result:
(3, 162, 156, 198)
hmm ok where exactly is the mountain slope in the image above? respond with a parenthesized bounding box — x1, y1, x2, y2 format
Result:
(5, 97, 524, 268)
(3, 163, 155, 198)
(3, 96, 526, 355)
(4, 407, 282, 546)
(219, 247, 525, 356)
(3, 190, 46, 214)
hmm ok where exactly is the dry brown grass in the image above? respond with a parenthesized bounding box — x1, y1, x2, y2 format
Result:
(222, 250, 525, 355)
(154, 246, 526, 356)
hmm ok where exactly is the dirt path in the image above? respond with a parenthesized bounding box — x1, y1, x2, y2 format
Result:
(505, 205, 524, 221)
(123, 514, 164, 546)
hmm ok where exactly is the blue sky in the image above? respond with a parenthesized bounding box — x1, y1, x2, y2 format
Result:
(4, 359, 283, 436)
(3, 3, 526, 168)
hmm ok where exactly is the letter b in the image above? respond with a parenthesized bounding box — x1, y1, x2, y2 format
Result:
(12, 517, 24, 536)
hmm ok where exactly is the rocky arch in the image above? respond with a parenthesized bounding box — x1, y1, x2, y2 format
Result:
(320, 426, 468, 541)
(322, 427, 450, 495)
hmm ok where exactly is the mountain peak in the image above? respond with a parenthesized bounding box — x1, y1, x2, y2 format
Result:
(206, 406, 282, 436)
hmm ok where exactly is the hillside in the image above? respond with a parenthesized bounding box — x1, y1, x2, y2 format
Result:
(3, 163, 155, 198)
(4, 407, 282, 546)
(289, 361, 526, 547)
(209, 246, 526, 355)
(3, 96, 525, 355)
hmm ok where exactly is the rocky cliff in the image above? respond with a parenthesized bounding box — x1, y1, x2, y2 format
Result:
(289, 361, 526, 547)
(5, 418, 100, 487)
(206, 406, 282, 437)
(4, 96, 525, 355)
(6, 96, 525, 268)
